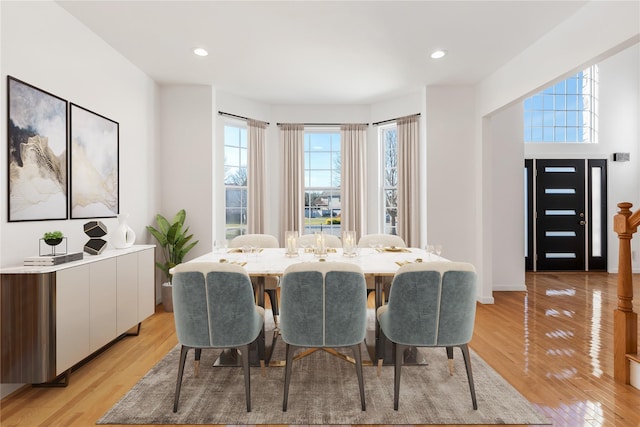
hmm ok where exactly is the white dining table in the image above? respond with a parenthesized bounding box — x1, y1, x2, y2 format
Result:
(189, 247, 448, 366)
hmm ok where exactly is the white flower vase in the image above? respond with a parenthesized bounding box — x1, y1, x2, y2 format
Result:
(112, 213, 136, 249)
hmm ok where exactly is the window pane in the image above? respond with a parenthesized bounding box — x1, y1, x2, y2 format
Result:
(225, 146, 239, 166)
(307, 133, 332, 151)
(532, 112, 543, 126)
(524, 66, 598, 143)
(532, 127, 543, 140)
(309, 170, 332, 187)
(532, 95, 543, 110)
(310, 152, 331, 169)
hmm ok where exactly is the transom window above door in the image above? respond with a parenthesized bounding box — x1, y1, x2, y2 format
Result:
(524, 65, 598, 143)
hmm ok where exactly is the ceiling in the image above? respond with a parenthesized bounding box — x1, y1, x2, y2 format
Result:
(57, 1, 587, 105)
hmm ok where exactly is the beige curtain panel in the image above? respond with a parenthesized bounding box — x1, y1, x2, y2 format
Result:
(397, 115, 420, 247)
(340, 124, 368, 241)
(247, 120, 267, 234)
(280, 124, 305, 243)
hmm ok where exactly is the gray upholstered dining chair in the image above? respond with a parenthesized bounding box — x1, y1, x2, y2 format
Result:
(171, 261, 265, 412)
(377, 261, 478, 410)
(229, 234, 280, 326)
(279, 261, 368, 411)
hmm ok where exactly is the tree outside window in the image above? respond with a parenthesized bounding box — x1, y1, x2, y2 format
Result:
(381, 125, 398, 235)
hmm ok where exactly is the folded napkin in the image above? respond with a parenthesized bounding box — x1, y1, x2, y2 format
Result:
(378, 247, 411, 253)
(218, 259, 247, 266)
(395, 258, 424, 267)
(227, 248, 263, 253)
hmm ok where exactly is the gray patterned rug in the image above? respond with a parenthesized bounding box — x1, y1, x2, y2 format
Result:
(98, 333, 550, 425)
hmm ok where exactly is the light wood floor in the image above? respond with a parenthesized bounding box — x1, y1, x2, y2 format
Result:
(1, 272, 639, 427)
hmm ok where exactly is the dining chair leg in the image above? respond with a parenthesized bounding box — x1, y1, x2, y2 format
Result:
(240, 344, 252, 412)
(350, 344, 366, 411)
(460, 344, 478, 410)
(394, 343, 405, 411)
(173, 345, 190, 412)
(446, 346, 454, 375)
(282, 343, 295, 411)
(194, 348, 202, 377)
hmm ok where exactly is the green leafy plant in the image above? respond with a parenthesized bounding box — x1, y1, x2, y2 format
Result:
(43, 230, 65, 247)
(43, 231, 64, 240)
(146, 209, 198, 282)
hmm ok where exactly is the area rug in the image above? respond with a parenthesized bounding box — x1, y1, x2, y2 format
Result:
(98, 335, 550, 424)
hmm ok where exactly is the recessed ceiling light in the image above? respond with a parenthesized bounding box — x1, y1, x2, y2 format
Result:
(193, 47, 208, 57)
(430, 49, 447, 59)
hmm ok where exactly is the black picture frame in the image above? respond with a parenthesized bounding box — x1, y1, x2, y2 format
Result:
(70, 103, 119, 219)
(7, 76, 68, 222)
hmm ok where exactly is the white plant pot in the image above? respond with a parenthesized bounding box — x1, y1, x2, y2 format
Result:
(161, 282, 173, 312)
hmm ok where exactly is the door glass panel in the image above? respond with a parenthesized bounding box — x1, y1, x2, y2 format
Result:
(546, 253, 577, 259)
(545, 210, 576, 216)
(545, 189, 576, 194)
(591, 167, 602, 257)
(545, 167, 576, 173)
(546, 231, 577, 237)
(524, 168, 528, 257)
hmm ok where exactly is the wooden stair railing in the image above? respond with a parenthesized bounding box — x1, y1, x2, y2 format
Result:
(613, 202, 640, 383)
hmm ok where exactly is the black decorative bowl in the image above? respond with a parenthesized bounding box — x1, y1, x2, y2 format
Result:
(44, 238, 63, 246)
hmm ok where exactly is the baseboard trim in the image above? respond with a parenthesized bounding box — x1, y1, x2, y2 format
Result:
(477, 295, 495, 304)
(493, 284, 527, 292)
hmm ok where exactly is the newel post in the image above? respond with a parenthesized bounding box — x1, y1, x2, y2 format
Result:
(613, 202, 638, 383)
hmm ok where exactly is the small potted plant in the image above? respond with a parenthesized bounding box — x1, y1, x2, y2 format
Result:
(146, 209, 198, 312)
(41, 231, 66, 256)
(43, 231, 64, 246)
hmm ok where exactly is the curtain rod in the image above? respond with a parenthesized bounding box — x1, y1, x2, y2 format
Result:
(218, 111, 269, 126)
(276, 122, 369, 127)
(371, 113, 421, 126)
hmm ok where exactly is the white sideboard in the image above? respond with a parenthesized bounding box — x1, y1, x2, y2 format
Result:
(0, 245, 155, 385)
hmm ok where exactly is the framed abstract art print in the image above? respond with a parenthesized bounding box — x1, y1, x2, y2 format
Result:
(7, 76, 68, 221)
(70, 103, 119, 219)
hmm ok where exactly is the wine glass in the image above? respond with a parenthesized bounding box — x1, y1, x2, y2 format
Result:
(214, 239, 228, 255)
(241, 245, 251, 262)
(426, 245, 435, 260)
(435, 244, 443, 258)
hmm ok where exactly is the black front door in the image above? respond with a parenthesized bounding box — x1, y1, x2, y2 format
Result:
(536, 159, 586, 270)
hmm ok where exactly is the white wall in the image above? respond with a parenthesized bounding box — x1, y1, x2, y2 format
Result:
(489, 103, 525, 290)
(0, 1, 159, 397)
(157, 85, 213, 258)
(425, 86, 477, 265)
